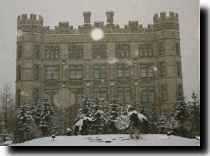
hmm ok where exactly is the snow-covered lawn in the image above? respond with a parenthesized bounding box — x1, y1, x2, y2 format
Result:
(11, 134, 200, 146)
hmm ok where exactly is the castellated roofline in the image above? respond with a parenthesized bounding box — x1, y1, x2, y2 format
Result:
(17, 11, 179, 34)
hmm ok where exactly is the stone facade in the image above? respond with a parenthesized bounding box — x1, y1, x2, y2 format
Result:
(15, 11, 183, 119)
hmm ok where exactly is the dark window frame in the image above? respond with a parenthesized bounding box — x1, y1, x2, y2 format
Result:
(93, 87, 107, 101)
(141, 86, 155, 103)
(176, 42, 180, 56)
(17, 89, 21, 107)
(93, 65, 107, 79)
(34, 64, 39, 80)
(162, 85, 167, 102)
(69, 45, 83, 58)
(139, 44, 153, 57)
(45, 89, 59, 105)
(160, 62, 165, 77)
(34, 88, 39, 105)
(116, 44, 130, 58)
(117, 64, 130, 79)
(159, 43, 164, 55)
(140, 64, 154, 78)
(69, 65, 83, 80)
(17, 45, 22, 59)
(118, 87, 131, 104)
(45, 66, 59, 80)
(177, 61, 181, 77)
(17, 65, 21, 80)
(34, 45, 39, 58)
(93, 45, 106, 58)
(45, 46, 59, 59)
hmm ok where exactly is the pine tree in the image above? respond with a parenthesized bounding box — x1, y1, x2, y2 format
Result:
(188, 91, 200, 137)
(107, 97, 119, 134)
(14, 102, 30, 143)
(174, 87, 189, 137)
(39, 97, 53, 137)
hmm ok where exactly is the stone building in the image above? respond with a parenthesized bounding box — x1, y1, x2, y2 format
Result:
(15, 11, 183, 122)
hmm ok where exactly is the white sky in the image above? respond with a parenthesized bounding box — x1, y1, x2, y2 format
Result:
(0, 0, 200, 101)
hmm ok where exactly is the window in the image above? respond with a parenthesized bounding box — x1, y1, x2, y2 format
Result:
(140, 64, 154, 78)
(72, 88, 83, 105)
(159, 43, 164, 55)
(93, 65, 106, 79)
(17, 45, 22, 58)
(70, 65, 83, 80)
(34, 89, 39, 105)
(17, 66, 21, 80)
(34, 65, 39, 80)
(69, 45, 83, 58)
(140, 44, 153, 57)
(177, 61, 181, 77)
(46, 66, 59, 80)
(117, 64, 130, 78)
(45, 89, 59, 105)
(176, 42, 180, 55)
(94, 88, 107, 101)
(116, 44, 130, 58)
(162, 85, 167, 102)
(45, 46, 59, 59)
(118, 87, 131, 104)
(35, 45, 39, 58)
(160, 62, 165, 77)
(141, 86, 155, 103)
(17, 89, 21, 107)
(93, 45, 106, 58)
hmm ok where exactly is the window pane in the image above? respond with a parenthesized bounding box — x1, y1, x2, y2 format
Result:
(125, 92, 130, 103)
(53, 93, 59, 105)
(149, 92, 154, 102)
(118, 92, 123, 103)
(46, 71, 51, 79)
(118, 70, 123, 78)
(142, 92, 147, 102)
(77, 93, 83, 104)
(124, 70, 130, 77)
(70, 71, 76, 79)
(77, 71, 82, 79)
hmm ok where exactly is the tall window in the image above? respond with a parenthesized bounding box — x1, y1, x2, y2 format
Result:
(177, 61, 181, 77)
(69, 45, 83, 58)
(162, 85, 167, 102)
(70, 65, 83, 80)
(34, 45, 39, 58)
(117, 64, 130, 78)
(176, 42, 180, 56)
(94, 88, 107, 101)
(116, 44, 130, 58)
(46, 66, 59, 80)
(140, 44, 153, 57)
(17, 89, 21, 107)
(93, 65, 106, 79)
(160, 62, 165, 77)
(159, 43, 164, 55)
(118, 87, 131, 104)
(72, 88, 83, 105)
(17, 66, 21, 80)
(17, 45, 22, 58)
(34, 89, 39, 105)
(34, 65, 39, 80)
(93, 45, 106, 58)
(45, 89, 59, 105)
(140, 64, 154, 78)
(45, 46, 59, 59)
(141, 86, 155, 103)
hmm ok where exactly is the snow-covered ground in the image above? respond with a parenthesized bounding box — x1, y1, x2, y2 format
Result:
(11, 134, 200, 146)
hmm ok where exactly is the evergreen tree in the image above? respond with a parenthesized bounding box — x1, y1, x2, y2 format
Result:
(14, 102, 30, 143)
(107, 98, 119, 134)
(174, 87, 190, 137)
(188, 91, 200, 137)
(39, 97, 53, 137)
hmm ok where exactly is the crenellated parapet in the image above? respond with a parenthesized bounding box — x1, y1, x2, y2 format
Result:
(153, 11, 179, 23)
(17, 14, 43, 26)
(17, 11, 179, 35)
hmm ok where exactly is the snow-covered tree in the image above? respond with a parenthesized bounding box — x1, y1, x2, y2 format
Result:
(174, 87, 190, 137)
(38, 97, 53, 137)
(106, 98, 119, 134)
(188, 91, 200, 137)
(0, 84, 15, 135)
(128, 110, 148, 139)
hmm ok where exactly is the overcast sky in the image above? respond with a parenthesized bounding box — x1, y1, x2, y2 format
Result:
(0, 0, 199, 101)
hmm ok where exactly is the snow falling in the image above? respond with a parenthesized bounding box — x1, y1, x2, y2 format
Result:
(91, 28, 104, 41)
